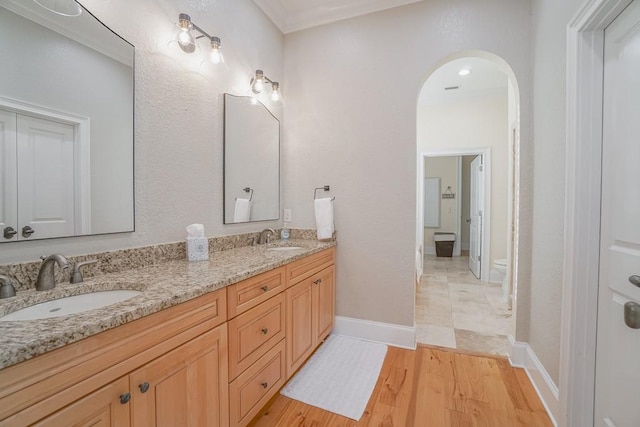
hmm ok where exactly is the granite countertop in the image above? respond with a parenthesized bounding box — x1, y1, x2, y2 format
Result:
(0, 239, 335, 369)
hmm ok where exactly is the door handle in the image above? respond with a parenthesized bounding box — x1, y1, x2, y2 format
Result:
(21, 226, 34, 238)
(629, 275, 640, 288)
(624, 302, 640, 329)
(466, 218, 471, 224)
(3, 227, 17, 239)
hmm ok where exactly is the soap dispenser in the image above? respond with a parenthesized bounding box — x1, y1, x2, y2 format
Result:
(281, 222, 290, 241)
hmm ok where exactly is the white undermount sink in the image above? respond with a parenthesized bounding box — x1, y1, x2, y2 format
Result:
(267, 246, 303, 251)
(0, 290, 142, 321)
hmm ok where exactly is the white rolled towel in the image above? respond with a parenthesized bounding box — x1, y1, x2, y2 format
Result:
(234, 198, 251, 222)
(314, 198, 334, 240)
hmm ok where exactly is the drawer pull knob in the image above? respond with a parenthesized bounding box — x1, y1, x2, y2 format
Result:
(313, 279, 323, 285)
(261, 382, 268, 389)
(139, 382, 150, 393)
(120, 393, 131, 404)
(261, 285, 269, 292)
(261, 328, 269, 335)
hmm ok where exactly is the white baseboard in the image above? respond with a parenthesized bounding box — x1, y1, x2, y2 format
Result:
(424, 246, 436, 255)
(509, 339, 559, 426)
(333, 316, 416, 350)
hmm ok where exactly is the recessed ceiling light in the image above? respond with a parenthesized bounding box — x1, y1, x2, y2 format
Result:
(458, 68, 471, 76)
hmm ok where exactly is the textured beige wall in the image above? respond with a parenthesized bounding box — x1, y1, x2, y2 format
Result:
(423, 156, 458, 252)
(0, 0, 284, 263)
(417, 95, 509, 267)
(528, 0, 585, 384)
(282, 0, 531, 327)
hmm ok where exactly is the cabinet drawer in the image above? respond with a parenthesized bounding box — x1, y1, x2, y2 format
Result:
(229, 340, 285, 427)
(227, 268, 285, 317)
(228, 294, 285, 380)
(285, 248, 335, 287)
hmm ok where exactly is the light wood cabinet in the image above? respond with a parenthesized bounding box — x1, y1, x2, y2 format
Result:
(314, 265, 335, 344)
(0, 288, 227, 426)
(285, 279, 315, 377)
(228, 293, 285, 380)
(130, 325, 228, 427)
(33, 377, 130, 427)
(0, 247, 335, 427)
(229, 340, 286, 427)
(285, 264, 335, 379)
(227, 268, 285, 318)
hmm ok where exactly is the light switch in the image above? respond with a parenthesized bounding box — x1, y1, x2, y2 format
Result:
(283, 209, 292, 222)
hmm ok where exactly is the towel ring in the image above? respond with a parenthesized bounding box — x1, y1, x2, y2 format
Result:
(314, 186, 335, 201)
(236, 187, 253, 201)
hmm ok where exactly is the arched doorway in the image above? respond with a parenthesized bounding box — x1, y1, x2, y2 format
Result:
(415, 51, 521, 355)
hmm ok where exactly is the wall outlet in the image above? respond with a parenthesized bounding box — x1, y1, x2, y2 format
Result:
(283, 209, 292, 222)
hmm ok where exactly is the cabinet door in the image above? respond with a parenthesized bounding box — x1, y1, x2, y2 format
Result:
(33, 377, 130, 427)
(285, 280, 314, 378)
(130, 325, 229, 427)
(314, 265, 335, 343)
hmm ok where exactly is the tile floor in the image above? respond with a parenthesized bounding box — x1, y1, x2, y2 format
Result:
(416, 254, 513, 356)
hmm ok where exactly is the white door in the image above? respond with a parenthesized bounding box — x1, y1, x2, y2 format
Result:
(469, 155, 483, 279)
(595, 2, 640, 426)
(16, 114, 76, 240)
(0, 109, 18, 241)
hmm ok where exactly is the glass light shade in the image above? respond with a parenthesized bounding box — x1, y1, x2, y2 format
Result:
(177, 28, 196, 53)
(251, 70, 265, 94)
(270, 83, 281, 102)
(209, 38, 223, 64)
(33, 0, 82, 17)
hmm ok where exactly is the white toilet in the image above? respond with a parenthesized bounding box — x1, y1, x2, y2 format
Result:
(493, 259, 509, 302)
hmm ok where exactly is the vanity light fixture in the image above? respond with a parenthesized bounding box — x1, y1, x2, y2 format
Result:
(250, 69, 281, 102)
(174, 13, 223, 64)
(33, 0, 82, 17)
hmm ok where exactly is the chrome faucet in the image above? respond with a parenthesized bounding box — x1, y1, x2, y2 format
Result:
(0, 274, 17, 299)
(258, 228, 276, 245)
(35, 254, 70, 291)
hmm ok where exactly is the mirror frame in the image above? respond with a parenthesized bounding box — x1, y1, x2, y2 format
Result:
(223, 93, 280, 224)
(0, 1, 136, 242)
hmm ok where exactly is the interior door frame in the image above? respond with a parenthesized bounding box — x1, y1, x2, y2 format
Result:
(419, 147, 491, 282)
(561, 0, 633, 425)
(0, 96, 91, 235)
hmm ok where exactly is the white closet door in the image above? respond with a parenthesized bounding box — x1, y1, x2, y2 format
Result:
(17, 115, 76, 240)
(595, 2, 640, 425)
(0, 109, 18, 241)
(469, 155, 483, 279)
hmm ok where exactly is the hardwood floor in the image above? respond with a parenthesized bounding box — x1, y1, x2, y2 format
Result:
(249, 345, 552, 426)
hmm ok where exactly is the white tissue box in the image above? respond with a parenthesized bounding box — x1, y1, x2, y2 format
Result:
(187, 237, 209, 262)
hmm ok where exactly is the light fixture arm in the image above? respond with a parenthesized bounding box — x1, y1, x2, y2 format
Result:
(190, 21, 217, 43)
(176, 13, 222, 58)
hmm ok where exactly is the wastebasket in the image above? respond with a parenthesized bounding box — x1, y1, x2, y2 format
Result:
(434, 233, 456, 257)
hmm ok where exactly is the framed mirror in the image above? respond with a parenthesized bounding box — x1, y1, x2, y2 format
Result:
(223, 94, 280, 224)
(0, 0, 134, 243)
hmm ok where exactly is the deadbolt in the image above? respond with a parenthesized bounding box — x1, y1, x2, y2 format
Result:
(624, 302, 640, 329)
(629, 275, 640, 288)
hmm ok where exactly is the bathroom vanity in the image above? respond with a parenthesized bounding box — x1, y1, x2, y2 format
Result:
(0, 242, 335, 426)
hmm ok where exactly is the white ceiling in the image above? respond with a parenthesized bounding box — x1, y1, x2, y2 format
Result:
(253, 0, 424, 34)
(418, 57, 508, 107)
